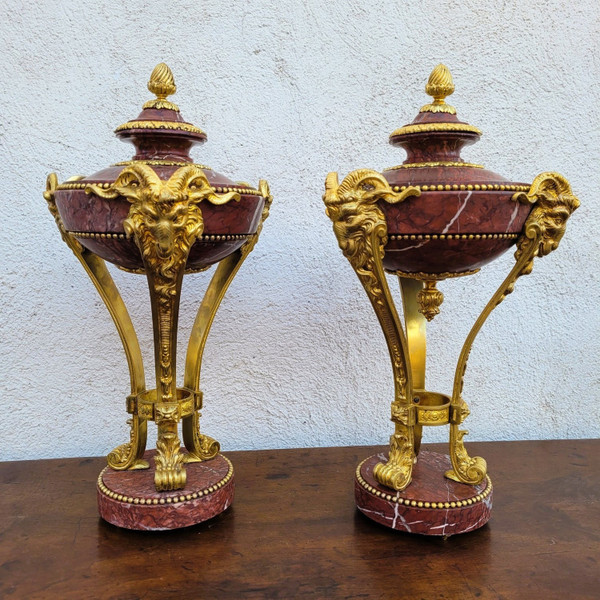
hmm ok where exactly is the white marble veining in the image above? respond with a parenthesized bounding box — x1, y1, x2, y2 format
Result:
(505, 202, 521, 233)
(442, 190, 472, 234)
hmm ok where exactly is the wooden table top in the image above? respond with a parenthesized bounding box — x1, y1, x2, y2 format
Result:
(1, 440, 598, 599)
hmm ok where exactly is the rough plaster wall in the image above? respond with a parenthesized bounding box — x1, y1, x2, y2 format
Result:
(1, 0, 598, 461)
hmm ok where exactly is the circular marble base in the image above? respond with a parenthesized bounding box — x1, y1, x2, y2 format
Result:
(355, 451, 492, 536)
(97, 451, 234, 531)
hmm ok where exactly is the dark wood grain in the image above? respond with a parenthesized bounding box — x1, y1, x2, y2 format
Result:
(1, 440, 598, 599)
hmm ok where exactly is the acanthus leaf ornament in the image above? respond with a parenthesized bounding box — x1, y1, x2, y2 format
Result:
(416, 281, 444, 321)
(107, 416, 149, 471)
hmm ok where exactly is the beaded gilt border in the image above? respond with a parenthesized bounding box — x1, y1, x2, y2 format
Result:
(388, 233, 519, 241)
(389, 268, 480, 279)
(356, 459, 492, 508)
(71, 232, 252, 242)
(97, 455, 233, 505)
(57, 181, 264, 196)
(389, 183, 529, 193)
(112, 160, 213, 170)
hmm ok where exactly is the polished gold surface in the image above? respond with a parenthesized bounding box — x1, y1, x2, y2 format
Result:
(113, 160, 212, 169)
(420, 63, 457, 114)
(388, 183, 528, 192)
(512, 172, 580, 265)
(399, 277, 426, 454)
(58, 181, 263, 196)
(143, 62, 180, 111)
(154, 403, 186, 491)
(414, 391, 451, 427)
(324, 169, 420, 490)
(399, 278, 426, 390)
(417, 407, 449, 425)
(416, 280, 444, 321)
(183, 179, 272, 462)
(391, 269, 480, 280)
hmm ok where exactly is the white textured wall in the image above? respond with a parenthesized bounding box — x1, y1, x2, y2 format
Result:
(1, 0, 598, 461)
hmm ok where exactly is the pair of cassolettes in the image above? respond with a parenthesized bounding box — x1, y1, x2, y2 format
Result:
(45, 63, 579, 535)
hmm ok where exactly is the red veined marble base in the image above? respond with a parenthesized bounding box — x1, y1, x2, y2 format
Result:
(97, 451, 234, 531)
(355, 450, 492, 536)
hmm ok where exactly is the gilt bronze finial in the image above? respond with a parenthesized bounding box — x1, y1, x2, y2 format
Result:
(420, 63, 456, 115)
(143, 63, 180, 112)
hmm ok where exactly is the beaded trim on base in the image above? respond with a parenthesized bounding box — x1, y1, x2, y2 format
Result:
(356, 459, 492, 508)
(97, 455, 233, 505)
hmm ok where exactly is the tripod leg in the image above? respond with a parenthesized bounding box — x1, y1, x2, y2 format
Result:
(324, 170, 421, 491)
(182, 180, 273, 461)
(45, 174, 148, 471)
(399, 276, 427, 456)
(447, 172, 579, 484)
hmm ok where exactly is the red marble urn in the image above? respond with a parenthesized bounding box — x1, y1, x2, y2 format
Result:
(379, 64, 531, 275)
(323, 64, 579, 535)
(45, 63, 272, 530)
(52, 64, 266, 273)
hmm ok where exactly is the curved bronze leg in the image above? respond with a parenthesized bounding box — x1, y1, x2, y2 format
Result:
(183, 180, 273, 462)
(399, 276, 427, 456)
(45, 174, 148, 471)
(324, 170, 421, 491)
(181, 251, 247, 462)
(447, 172, 580, 484)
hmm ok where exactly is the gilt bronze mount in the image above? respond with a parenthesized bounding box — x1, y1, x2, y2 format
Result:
(45, 64, 272, 530)
(324, 65, 579, 535)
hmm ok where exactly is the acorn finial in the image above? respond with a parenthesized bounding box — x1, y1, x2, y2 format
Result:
(420, 64, 456, 115)
(143, 63, 180, 111)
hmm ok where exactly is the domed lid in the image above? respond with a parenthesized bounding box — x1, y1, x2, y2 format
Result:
(114, 63, 207, 162)
(388, 64, 482, 166)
